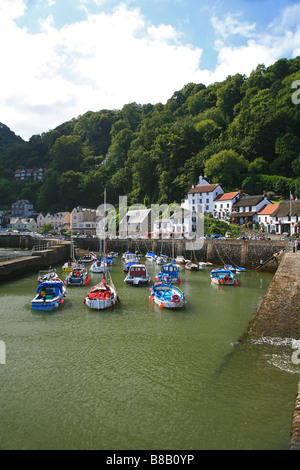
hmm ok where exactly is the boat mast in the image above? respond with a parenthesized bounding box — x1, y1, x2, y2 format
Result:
(103, 188, 107, 284)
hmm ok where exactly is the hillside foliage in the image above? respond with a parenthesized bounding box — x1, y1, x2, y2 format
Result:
(0, 57, 300, 212)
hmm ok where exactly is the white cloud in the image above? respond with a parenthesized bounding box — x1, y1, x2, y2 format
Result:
(1, 2, 300, 140)
(212, 13, 256, 40)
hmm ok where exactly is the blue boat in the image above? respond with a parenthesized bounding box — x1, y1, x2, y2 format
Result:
(31, 281, 67, 311)
(145, 252, 156, 261)
(224, 264, 236, 273)
(149, 283, 186, 309)
(210, 268, 238, 286)
(123, 261, 138, 273)
(105, 255, 114, 266)
(155, 263, 181, 283)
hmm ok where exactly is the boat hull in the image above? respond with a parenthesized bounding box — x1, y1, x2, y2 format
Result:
(149, 283, 186, 309)
(31, 295, 65, 311)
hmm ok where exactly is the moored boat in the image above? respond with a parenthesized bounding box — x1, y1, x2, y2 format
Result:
(78, 252, 97, 265)
(124, 264, 151, 286)
(210, 268, 238, 286)
(224, 264, 236, 273)
(175, 255, 185, 265)
(84, 188, 120, 310)
(84, 273, 119, 310)
(185, 261, 199, 271)
(31, 280, 67, 311)
(156, 263, 181, 283)
(65, 265, 89, 286)
(37, 268, 62, 283)
(145, 252, 156, 261)
(90, 258, 107, 273)
(149, 283, 186, 309)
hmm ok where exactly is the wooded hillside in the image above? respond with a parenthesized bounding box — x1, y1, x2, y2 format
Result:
(0, 57, 300, 212)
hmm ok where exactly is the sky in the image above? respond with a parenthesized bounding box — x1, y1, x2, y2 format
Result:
(1, 0, 300, 141)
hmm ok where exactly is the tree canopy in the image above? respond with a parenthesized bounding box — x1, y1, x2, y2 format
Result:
(0, 57, 300, 211)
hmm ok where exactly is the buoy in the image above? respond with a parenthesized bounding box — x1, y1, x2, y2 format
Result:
(159, 303, 164, 309)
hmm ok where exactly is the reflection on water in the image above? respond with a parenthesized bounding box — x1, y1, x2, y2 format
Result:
(0, 258, 298, 450)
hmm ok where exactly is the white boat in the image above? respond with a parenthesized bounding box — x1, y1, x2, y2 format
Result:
(155, 255, 168, 265)
(145, 252, 156, 261)
(124, 264, 151, 286)
(62, 217, 77, 272)
(78, 252, 97, 265)
(89, 259, 108, 273)
(175, 256, 185, 265)
(149, 283, 186, 309)
(84, 188, 120, 310)
(37, 268, 62, 283)
(84, 273, 119, 310)
(185, 262, 198, 271)
(210, 268, 238, 286)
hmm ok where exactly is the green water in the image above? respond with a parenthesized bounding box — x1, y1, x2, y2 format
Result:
(0, 258, 299, 450)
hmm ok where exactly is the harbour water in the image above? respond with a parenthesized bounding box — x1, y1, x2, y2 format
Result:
(0, 256, 299, 450)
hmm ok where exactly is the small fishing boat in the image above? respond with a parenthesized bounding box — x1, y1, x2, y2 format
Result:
(78, 252, 97, 265)
(156, 263, 181, 283)
(155, 254, 168, 265)
(65, 265, 89, 286)
(62, 260, 77, 273)
(149, 283, 186, 309)
(62, 223, 77, 272)
(185, 261, 198, 271)
(123, 252, 139, 272)
(90, 258, 107, 273)
(145, 252, 156, 261)
(175, 256, 185, 265)
(124, 264, 151, 286)
(31, 280, 67, 311)
(210, 268, 238, 286)
(123, 261, 138, 273)
(236, 266, 246, 273)
(224, 264, 236, 273)
(37, 268, 62, 283)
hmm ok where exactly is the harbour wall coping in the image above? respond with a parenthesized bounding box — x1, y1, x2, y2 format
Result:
(0, 244, 69, 284)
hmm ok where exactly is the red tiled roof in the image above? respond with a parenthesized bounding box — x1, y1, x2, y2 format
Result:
(215, 191, 239, 201)
(188, 184, 218, 194)
(257, 203, 279, 215)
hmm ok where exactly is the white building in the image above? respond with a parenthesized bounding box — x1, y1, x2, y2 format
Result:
(213, 191, 242, 221)
(119, 208, 154, 239)
(8, 217, 37, 232)
(267, 201, 300, 235)
(71, 207, 97, 235)
(152, 218, 173, 239)
(230, 195, 272, 226)
(187, 176, 224, 215)
(37, 212, 70, 231)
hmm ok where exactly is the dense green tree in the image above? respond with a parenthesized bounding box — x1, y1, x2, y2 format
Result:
(50, 135, 88, 172)
(204, 149, 249, 189)
(1, 56, 300, 211)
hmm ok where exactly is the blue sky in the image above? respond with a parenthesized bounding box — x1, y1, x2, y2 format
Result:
(1, 0, 300, 140)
